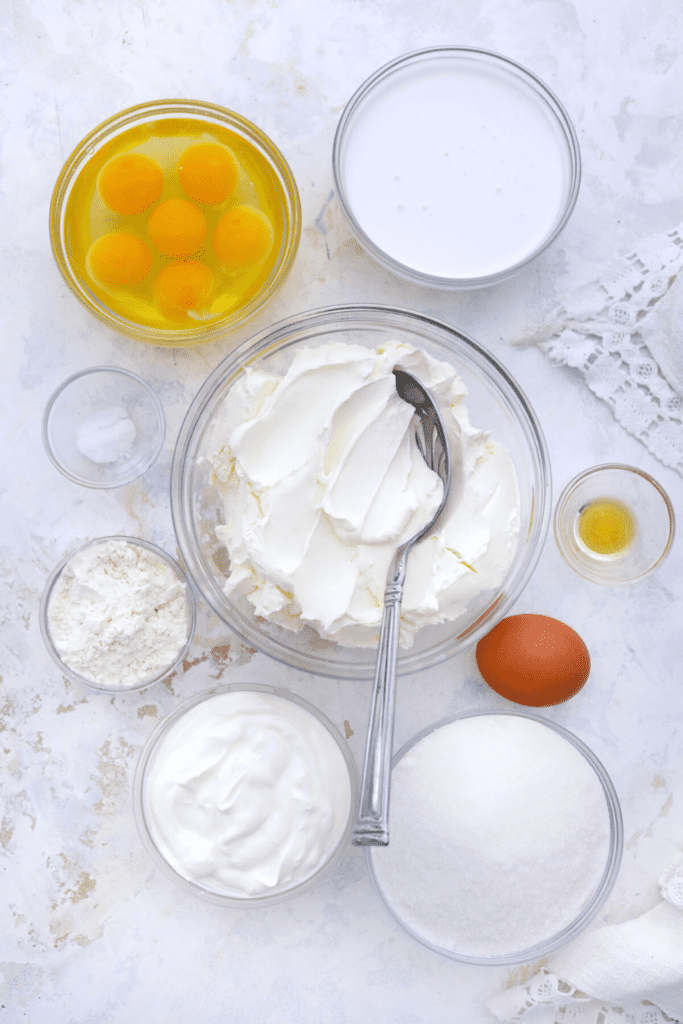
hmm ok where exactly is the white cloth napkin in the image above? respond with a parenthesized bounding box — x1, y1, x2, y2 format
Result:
(518, 223, 683, 476)
(486, 855, 683, 1024)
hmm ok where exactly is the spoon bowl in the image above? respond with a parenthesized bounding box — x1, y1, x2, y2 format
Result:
(353, 368, 451, 846)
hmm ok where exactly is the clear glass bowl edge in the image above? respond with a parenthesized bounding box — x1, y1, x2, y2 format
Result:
(332, 45, 582, 289)
(366, 708, 624, 967)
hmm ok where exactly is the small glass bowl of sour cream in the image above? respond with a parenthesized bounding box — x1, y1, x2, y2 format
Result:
(133, 685, 358, 907)
(333, 47, 581, 288)
(43, 367, 165, 488)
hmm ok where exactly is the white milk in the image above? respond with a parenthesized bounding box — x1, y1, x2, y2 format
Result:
(341, 62, 570, 279)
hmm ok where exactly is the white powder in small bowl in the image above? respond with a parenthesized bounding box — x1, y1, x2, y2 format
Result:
(47, 539, 192, 690)
(76, 406, 137, 463)
(370, 714, 615, 960)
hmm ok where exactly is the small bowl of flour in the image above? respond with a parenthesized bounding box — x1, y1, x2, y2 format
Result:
(42, 367, 165, 488)
(40, 537, 196, 692)
(368, 711, 623, 965)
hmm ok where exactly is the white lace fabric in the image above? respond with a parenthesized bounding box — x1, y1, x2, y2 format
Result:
(486, 228, 683, 1024)
(520, 224, 683, 476)
(485, 856, 683, 1024)
(660, 855, 683, 911)
(487, 970, 676, 1024)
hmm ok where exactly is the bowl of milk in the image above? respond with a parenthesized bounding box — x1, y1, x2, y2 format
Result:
(333, 47, 580, 288)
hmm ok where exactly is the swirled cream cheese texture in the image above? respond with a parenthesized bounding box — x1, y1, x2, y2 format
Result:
(206, 340, 520, 647)
(144, 691, 352, 897)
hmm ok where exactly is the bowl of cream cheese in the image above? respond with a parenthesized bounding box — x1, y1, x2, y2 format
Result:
(133, 684, 358, 906)
(171, 304, 550, 678)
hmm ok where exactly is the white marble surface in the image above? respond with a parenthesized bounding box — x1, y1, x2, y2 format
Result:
(2, 1, 683, 1021)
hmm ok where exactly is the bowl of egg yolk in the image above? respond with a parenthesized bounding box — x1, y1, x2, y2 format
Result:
(50, 100, 301, 347)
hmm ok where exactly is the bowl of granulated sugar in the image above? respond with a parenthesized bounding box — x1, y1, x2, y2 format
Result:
(40, 536, 196, 692)
(368, 710, 622, 965)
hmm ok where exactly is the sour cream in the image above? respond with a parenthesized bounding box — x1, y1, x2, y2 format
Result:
(142, 690, 353, 899)
(336, 50, 577, 282)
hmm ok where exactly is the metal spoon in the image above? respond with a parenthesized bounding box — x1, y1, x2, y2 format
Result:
(353, 368, 451, 846)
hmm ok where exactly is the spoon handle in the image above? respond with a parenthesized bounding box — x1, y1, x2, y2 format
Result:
(353, 550, 407, 846)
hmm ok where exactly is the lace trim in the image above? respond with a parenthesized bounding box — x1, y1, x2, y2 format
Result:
(522, 225, 683, 475)
(660, 855, 683, 910)
(486, 856, 683, 1024)
(486, 970, 679, 1024)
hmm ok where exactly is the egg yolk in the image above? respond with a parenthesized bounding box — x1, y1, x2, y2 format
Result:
(178, 143, 239, 205)
(98, 154, 164, 215)
(153, 260, 213, 317)
(87, 233, 153, 288)
(213, 205, 273, 272)
(147, 199, 207, 257)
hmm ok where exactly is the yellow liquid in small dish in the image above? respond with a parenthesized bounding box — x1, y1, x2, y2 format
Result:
(64, 118, 285, 330)
(577, 498, 636, 557)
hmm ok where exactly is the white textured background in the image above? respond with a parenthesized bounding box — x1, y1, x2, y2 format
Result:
(1, 1, 682, 1021)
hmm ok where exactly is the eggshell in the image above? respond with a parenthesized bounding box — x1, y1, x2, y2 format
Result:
(475, 614, 590, 707)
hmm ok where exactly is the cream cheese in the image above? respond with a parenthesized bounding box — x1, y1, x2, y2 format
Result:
(206, 340, 520, 648)
(143, 690, 353, 898)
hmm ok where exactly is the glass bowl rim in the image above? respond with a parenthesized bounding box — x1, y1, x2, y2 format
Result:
(40, 534, 197, 692)
(49, 97, 302, 347)
(42, 365, 166, 488)
(553, 462, 676, 585)
(332, 45, 582, 289)
(132, 681, 359, 907)
(170, 301, 552, 680)
(366, 707, 624, 966)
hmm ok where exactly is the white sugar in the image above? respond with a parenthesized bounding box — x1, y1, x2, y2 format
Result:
(371, 715, 612, 958)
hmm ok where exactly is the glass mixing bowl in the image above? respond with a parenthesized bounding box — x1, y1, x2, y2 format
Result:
(133, 683, 358, 907)
(367, 710, 623, 966)
(50, 99, 301, 347)
(554, 463, 675, 586)
(42, 366, 165, 488)
(171, 305, 551, 679)
(40, 536, 196, 692)
(333, 47, 581, 289)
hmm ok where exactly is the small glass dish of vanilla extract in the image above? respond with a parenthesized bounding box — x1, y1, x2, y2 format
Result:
(554, 464, 675, 586)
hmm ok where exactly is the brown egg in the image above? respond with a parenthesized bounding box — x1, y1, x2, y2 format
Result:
(476, 614, 590, 706)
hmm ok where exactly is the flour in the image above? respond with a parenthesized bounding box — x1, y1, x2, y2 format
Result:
(370, 714, 613, 959)
(48, 539, 191, 689)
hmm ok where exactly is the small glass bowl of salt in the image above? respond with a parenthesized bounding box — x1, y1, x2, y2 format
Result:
(42, 366, 165, 488)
